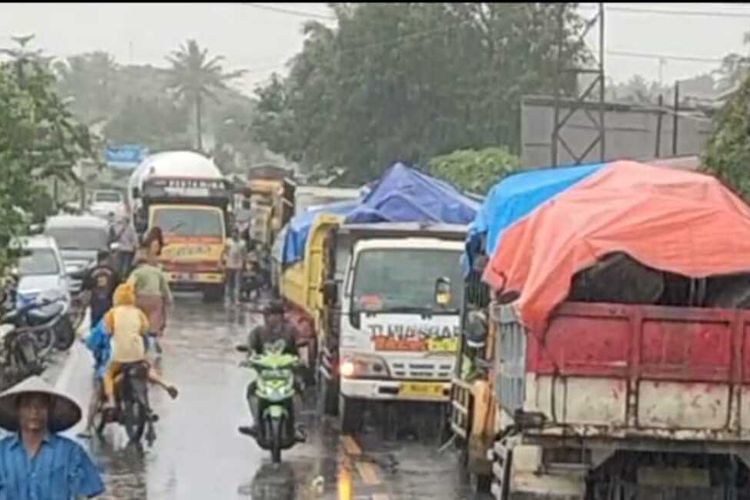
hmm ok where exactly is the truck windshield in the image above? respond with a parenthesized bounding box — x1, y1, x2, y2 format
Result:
(352, 248, 463, 313)
(153, 207, 224, 238)
(19, 249, 60, 276)
(45, 228, 108, 251)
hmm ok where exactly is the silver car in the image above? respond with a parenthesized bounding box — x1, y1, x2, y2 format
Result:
(14, 235, 71, 307)
(43, 214, 109, 291)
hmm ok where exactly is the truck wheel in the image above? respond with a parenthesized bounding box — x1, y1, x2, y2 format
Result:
(339, 395, 364, 434)
(202, 285, 224, 303)
(469, 472, 492, 494)
(318, 377, 339, 416)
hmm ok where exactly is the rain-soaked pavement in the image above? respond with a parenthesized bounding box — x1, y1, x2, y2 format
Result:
(53, 293, 487, 500)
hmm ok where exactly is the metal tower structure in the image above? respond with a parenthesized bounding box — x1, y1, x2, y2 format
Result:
(550, 3, 606, 167)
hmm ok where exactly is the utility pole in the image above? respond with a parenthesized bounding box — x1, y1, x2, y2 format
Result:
(550, 3, 606, 166)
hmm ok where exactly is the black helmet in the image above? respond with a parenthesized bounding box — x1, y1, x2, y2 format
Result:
(263, 300, 284, 316)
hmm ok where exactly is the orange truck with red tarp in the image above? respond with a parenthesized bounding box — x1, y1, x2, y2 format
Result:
(452, 160, 750, 499)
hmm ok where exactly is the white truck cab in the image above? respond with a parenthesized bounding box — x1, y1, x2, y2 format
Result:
(334, 228, 465, 432)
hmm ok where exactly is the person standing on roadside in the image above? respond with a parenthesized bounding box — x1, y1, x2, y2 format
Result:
(109, 213, 138, 277)
(81, 249, 120, 328)
(128, 227, 172, 355)
(0, 376, 105, 499)
(222, 229, 247, 305)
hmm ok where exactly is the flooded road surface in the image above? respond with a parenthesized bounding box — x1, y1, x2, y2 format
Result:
(57, 294, 486, 499)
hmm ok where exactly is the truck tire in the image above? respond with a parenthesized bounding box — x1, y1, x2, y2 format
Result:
(339, 395, 364, 434)
(318, 377, 339, 416)
(202, 285, 224, 303)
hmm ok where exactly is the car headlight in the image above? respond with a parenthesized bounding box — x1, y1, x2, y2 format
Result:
(340, 354, 390, 379)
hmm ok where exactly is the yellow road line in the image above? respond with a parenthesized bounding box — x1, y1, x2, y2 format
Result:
(355, 461, 381, 486)
(341, 434, 362, 456)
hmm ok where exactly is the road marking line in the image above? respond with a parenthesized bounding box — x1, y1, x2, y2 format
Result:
(355, 461, 381, 486)
(342, 434, 362, 456)
(372, 494, 390, 500)
(54, 341, 82, 393)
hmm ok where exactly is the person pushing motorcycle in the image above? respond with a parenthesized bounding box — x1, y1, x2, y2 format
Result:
(238, 300, 305, 441)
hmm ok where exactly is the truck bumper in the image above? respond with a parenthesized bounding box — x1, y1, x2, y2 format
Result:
(341, 378, 451, 402)
(165, 272, 224, 286)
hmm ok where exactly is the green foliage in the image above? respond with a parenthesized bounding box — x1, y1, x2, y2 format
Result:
(702, 72, 750, 198)
(427, 147, 520, 194)
(0, 42, 97, 274)
(166, 39, 246, 151)
(252, 3, 588, 184)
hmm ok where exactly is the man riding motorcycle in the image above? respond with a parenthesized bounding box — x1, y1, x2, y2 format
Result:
(238, 300, 305, 441)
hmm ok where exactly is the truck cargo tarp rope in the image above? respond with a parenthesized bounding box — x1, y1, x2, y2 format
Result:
(482, 160, 750, 332)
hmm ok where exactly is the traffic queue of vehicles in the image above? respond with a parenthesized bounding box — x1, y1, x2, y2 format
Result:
(267, 155, 750, 498)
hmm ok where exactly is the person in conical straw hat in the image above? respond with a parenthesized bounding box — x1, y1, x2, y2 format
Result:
(0, 375, 105, 499)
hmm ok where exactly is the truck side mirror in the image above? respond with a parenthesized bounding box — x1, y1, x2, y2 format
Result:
(435, 277, 452, 306)
(131, 187, 140, 199)
(322, 279, 338, 305)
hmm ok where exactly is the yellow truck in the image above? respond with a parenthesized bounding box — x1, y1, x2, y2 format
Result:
(128, 151, 230, 302)
(244, 165, 296, 251)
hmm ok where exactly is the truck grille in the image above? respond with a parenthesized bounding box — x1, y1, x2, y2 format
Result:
(389, 361, 453, 380)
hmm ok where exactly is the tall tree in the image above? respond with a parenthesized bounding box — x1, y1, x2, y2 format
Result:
(0, 37, 97, 274)
(702, 71, 750, 199)
(252, 3, 588, 183)
(165, 39, 245, 151)
(54, 51, 118, 125)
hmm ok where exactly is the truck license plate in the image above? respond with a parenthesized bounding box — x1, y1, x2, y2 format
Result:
(399, 382, 445, 398)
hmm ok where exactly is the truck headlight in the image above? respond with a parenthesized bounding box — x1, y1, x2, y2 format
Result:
(339, 354, 389, 379)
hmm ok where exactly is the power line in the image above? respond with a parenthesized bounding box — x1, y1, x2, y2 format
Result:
(240, 3, 336, 21)
(591, 4, 750, 19)
(607, 50, 725, 64)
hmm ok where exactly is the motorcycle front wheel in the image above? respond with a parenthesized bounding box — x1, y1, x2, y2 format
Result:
(123, 398, 147, 443)
(268, 417, 283, 464)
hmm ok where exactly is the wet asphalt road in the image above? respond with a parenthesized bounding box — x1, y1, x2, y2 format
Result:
(54, 294, 486, 500)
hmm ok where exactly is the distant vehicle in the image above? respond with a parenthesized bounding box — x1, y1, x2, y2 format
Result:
(128, 151, 231, 302)
(43, 214, 109, 280)
(13, 235, 71, 310)
(89, 189, 126, 220)
(293, 186, 361, 216)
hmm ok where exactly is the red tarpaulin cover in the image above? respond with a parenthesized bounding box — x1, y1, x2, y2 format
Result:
(482, 160, 750, 331)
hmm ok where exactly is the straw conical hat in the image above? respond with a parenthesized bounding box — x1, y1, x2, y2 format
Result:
(0, 376, 82, 432)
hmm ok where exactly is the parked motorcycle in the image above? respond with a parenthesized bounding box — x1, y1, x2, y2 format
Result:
(237, 339, 304, 463)
(13, 290, 75, 355)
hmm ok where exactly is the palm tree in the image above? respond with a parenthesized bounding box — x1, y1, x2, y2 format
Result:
(166, 40, 245, 151)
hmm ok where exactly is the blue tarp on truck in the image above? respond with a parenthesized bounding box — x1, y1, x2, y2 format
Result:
(281, 163, 480, 266)
(344, 163, 479, 225)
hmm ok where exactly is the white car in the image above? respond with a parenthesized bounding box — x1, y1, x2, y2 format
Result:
(13, 235, 71, 307)
(89, 190, 125, 220)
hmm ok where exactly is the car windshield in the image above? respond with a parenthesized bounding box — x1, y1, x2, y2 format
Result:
(351, 248, 463, 313)
(18, 248, 60, 276)
(45, 227, 108, 251)
(94, 192, 122, 203)
(152, 207, 224, 238)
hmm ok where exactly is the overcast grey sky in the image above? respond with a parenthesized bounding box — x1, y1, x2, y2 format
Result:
(1, 3, 749, 95)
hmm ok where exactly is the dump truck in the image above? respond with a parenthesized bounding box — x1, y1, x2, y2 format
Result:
(244, 164, 295, 250)
(451, 160, 750, 498)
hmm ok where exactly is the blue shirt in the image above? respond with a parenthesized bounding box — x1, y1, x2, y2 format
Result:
(0, 432, 105, 499)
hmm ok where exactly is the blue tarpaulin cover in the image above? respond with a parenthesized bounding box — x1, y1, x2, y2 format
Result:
(344, 163, 479, 225)
(463, 163, 605, 274)
(282, 199, 361, 266)
(282, 163, 479, 266)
